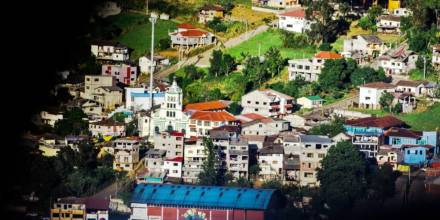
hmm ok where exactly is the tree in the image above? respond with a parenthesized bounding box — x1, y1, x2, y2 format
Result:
(243, 56, 268, 88)
(206, 88, 224, 101)
(319, 43, 332, 51)
(319, 59, 357, 92)
(54, 107, 88, 136)
(99, 153, 114, 168)
(350, 67, 386, 86)
(198, 137, 220, 185)
(158, 38, 171, 50)
(379, 91, 394, 112)
(264, 47, 284, 77)
(207, 17, 227, 32)
(227, 102, 242, 115)
(367, 163, 398, 204)
(112, 112, 126, 123)
(317, 141, 367, 217)
(208, 50, 236, 77)
(249, 164, 261, 181)
(184, 64, 202, 80)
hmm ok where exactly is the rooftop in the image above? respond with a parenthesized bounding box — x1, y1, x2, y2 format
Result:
(57, 197, 109, 210)
(379, 14, 401, 22)
(360, 82, 396, 89)
(396, 80, 429, 87)
(299, 135, 333, 143)
(190, 111, 236, 122)
(184, 100, 229, 112)
(279, 8, 306, 18)
(306, 95, 323, 101)
(174, 29, 208, 37)
(384, 127, 422, 139)
(345, 116, 405, 129)
(177, 23, 196, 29)
(165, 156, 183, 162)
(131, 184, 275, 210)
(314, 51, 343, 59)
(259, 143, 284, 155)
(90, 119, 124, 126)
(200, 4, 224, 12)
(359, 35, 383, 44)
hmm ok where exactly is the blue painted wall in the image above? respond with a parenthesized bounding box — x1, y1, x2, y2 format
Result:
(404, 147, 428, 165)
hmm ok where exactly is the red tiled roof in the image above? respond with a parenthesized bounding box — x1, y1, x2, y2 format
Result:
(177, 29, 207, 37)
(279, 8, 306, 18)
(402, 144, 434, 149)
(240, 113, 267, 120)
(169, 131, 184, 137)
(345, 116, 405, 129)
(165, 156, 183, 162)
(396, 80, 428, 87)
(361, 82, 396, 89)
(190, 111, 236, 122)
(177, 23, 196, 29)
(384, 127, 422, 138)
(314, 51, 343, 59)
(184, 100, 228, 112)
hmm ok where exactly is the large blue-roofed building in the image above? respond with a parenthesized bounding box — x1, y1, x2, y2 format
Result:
(129, 184, 281, 220)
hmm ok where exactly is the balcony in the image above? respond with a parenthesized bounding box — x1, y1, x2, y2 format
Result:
(352, 136, 379, 144)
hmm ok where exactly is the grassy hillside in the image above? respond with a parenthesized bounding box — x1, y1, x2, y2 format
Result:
(399, 103, 440, 131)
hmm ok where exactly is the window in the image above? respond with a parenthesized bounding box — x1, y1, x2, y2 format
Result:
(305, 144, 311, 148)
(307, 153, 313, 158)
(316, 144, 322, 149)
(247, 101, 251, 104)
(94, 78, 99, 82)
(318, 153, 325, 158)
(272, 160, 278, 164)
(304, 172, 313, 178)
(256, 101, 260, 105)
(255, 108, 259, 111)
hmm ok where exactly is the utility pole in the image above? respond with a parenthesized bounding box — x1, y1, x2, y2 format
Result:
(423, 56, 427, 79)
(145, 0, 149, 15)
(258, 42, 261, 57)
(148, 13, 157, 139)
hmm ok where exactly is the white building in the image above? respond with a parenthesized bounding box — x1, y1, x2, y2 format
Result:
(258, 143, 284, 181)
(153, 131, 184, 157)
(40, 110, 64, 127)
(89, 119, 125, 137)
(359, 82, 396, 109)
(241, 117, 290, 136)
(254, 0, 299, 9)
(162, 156, 183, 179)
(395, 80, 432, 97)
(102, 63, 137, 85)
(277, 8, 312, 33)
(187, 111, 237, 137)
(81, 75, 115, 99)
(296, 96, 323, 109)
(150, 79, 189, 137)
(113, 138, 140, 172)
(377, 15, 401, 34)
(139, 55, 170, 73)
(378, 44, 418, 75)
(169, 24, 215, 49)
(392, 8, 412, 17)
(92, 86, 123, 110)
(90, 41, 129, 61)
(241, 89, 294, 117)
(342, 35, 387, 64)
(182, 138, 207, 183)
(125, 87, 166, 112)
(288, 51, 343, 82)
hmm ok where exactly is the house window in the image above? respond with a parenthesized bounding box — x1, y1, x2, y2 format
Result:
(307, 153, 313, 158)
(256, 101, 259, 105)
(318, 153, 325, 158)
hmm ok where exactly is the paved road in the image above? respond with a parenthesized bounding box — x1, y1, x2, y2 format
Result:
(154, 25, 269, 79)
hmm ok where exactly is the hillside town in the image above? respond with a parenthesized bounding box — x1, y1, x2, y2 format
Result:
(7, 0, 440, 220)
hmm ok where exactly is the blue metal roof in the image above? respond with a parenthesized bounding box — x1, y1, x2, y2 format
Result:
(131, 184, 275, 210)
(131, 92, 165, 98)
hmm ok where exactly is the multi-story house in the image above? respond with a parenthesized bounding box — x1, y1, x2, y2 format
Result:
(241, 117, 289, 136)
(153, 131, 184, 157)
(139, 54, 170, 73)
(101, 63, 137, 85)
(81, 75, 115, 100)
(91, 85, 123, 110)
(278, 8, 312, 33)
(187, 111, 238, 137)
(384, 127, 439, 149)
(50, 197, 109, 220)
(342, 35, 387, 64)
(169, 23, 215, 49)
(198, 4, 224, 24)
(142, 148, 167, 183)
(378, 44, 418, 75)
(402, 144, 439, 165)
(433, 44, 440, 70)
(258, 143, 284, 181)
(162, 156, 183, 180)
(150, 79, 189, 137)
(40, 109, 64, 127)
(182, 138, 208, 183)
(392, 8, 412, 17)
(376, 145, 402, 170)
(358, 82, 396, 109)
(241, 89, 294, 117)
(113, 137, 140, 172)
(288, 51, 343, 82)
(254, 0, 300, 9)
(89, 119, 125, 137)
(395, 80, 432, 97)
(90, 41, 129, 62)
(296, 96, 324, 109)
(297, 135, 335, 187)
(377, 15, 401, 33)
(344, 116, 406, 158)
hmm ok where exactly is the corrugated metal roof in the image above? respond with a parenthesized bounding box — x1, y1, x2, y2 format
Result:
(131, 184, 275, 210)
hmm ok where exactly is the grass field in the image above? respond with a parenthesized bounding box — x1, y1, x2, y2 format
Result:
(226, 29, 317, 60)
(399, 103, 440, 131)
(409, 69, 440, 82)
(107, 12, 178, 60)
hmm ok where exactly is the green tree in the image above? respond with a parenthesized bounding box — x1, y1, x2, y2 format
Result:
(99, 153, 114, 168)
(309, 117, 346, 137)
(206, 88, 224, 101)
(227, 101, 242, 115)
(367, 163, 398, 204)
(392, 102, 403, 114)
(350, 67, 387, 87)
(319, 59, 357, 92)
(243, 56, 268, 88)
(112, 112, 126, 123)
(198, 137, 220, 185)
(208, 50, 235, 77)
(207, 17, 227, 32)
(264, 47, 284, 77)
(317, 141, 367, 216)
(158, 38, 171, 50)
(249, 164, 261, 181)
(54, 107, 88, 136)
(379, 91, 394, 112)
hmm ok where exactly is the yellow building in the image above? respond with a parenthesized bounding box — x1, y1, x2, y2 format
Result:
(388, 0, 401, 12)
(50, 197, 109, 220)
(198, 4, 225, 24)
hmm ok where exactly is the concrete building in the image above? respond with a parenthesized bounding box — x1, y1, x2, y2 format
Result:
(241, 89, 294, 117)
(40, 109, 64, 127)
(169, 24, 215, 49)
(182, 138, 207, 183)
(153, 131, 184, 157)
(139, 55, 170, 73)
(81, 75, 115, 100)
(359, 82, 396, 110)
(344, 116, 406, 158)
(392, 8, 412, 17)
(188, 111, 238, 137)
(433, 44, 440, 70)
(258, 143, 284, 181)
(162, 156, 183, 179)
(125, 87, 166, 112)
(278, 8, 312, 33)
(378, 44, 418, 75)
(296, 96, 323, 109)
(342, 35, 387, 64)
(395, 80, 432, 97)
(50, 197, 109, 220)
(241, 117, 289, 136)
(297, 135, 334, 187)
(89, 119, 125, 137)
(254, 0, 299, 9)
(91, 85, 123, 110)
(377, 15, 401, 34)
(288, 51, 343, 82)
(101, 63, 137, 85)
(198, 4, 224, 24)
(91, 41, 129, 62)
(113, 137, 140, 172)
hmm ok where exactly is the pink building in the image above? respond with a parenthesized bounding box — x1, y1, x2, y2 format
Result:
(102, 63, 137, 85)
